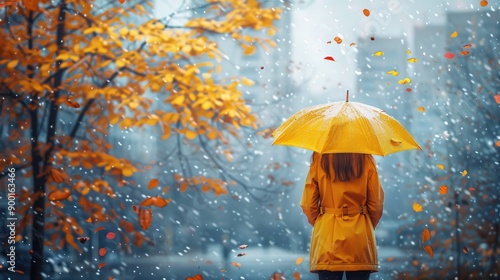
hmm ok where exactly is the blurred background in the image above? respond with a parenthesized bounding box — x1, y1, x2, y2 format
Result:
(0, 0, 498, 279)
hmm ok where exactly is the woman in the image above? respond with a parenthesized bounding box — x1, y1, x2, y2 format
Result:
(300, 152, 384, 280)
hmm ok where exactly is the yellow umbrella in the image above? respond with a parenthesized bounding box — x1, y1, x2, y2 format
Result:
(272, 93, 421, 156)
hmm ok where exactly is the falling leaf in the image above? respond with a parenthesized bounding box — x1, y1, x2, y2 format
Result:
(49, 168, 65, 183)
(373, 51, 384, 57)
(406, 88, 412, 92)
(295, 257, 304, 265)
(362, 9, 370, 16)
(324, 56, 335, 61)
(450, 31, 458, 38)
(99, 248, 107, 257)
(7, 60, 18, 69)
(230, 262, 241, 268)
(463, 246, 469, 254)
(326, 41, 332, 44)
(77, 237, 90, 244)
(463, 43, 472, 48)
(140, 196, 172, 208)
(370, 36, 375, 41)
(496, 140, 500, 147)
(480, 0, 488, 7)
(98, 263, 106, 269)
(260, 66, 264, 69)
(94, 226, 105, 234)
(469, 187, 476, 192)
(413, 202, 423, 212)
(439, 185, 448, 195)
(406, 49, 412, 54)
(334, 37, 342, 44)
(417, 106, 425, 112)
(294, 271, 301, 280)
(48, 189, 71, 201)
(106, 232, 116, 240)
(148, 178, 159, 189)
(398, 78, 411, 84)
(461, 50, 470, 56)
(423, 245, 434, 257)
(186, 274, 203, 280)
(461, 169, 468, 176)
(407, 58, 418, 63)
(422, 228, 431, 243)
(437, 164, 445, 170)
(349, 42, 356, 46)
(237, 253, 246, 257)
(138, 208, 152, 230)
(444, 52, 455, 59)
(493, 95, 500, 104)
(386, 70, 399, 76)
(238, 244, 248, 249)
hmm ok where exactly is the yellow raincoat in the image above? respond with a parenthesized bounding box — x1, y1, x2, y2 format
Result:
(300, 153, 384, 272)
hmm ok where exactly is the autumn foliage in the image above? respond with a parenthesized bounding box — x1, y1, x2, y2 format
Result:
(0, 0, 281, 278)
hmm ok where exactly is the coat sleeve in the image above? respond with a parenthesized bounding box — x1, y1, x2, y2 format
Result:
(300, 156, 320, 226)
(366, 155, 384, 229)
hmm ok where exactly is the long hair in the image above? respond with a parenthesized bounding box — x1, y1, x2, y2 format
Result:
(312, 152, 366, 182)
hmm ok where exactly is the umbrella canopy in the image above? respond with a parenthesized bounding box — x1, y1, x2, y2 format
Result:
(272, 99, 421, 156)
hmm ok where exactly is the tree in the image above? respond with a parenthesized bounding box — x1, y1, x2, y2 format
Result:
(0, 0, 281, 278)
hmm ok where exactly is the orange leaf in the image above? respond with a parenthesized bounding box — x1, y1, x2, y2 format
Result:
(463, 43, 472, 48)
(48, 189, 71, 201)
(480, 0, 488, 7)
(98, 262, 106, 269)
(186, 274, 203, 280)
(148, 178, 159, 189)
(413, 203, 423, 212)
(49, 168, 65, 183)
(439, 185, 448, 195)
(422, 228, 430, 243)
(99, 248, 107, 257)
(230, 262, 241, 268)
(461, 50, 470, 56)
(362, 9, 370, 16)
(119, 0, 125, 4)
(334, 37, 342, 44)
(295, 257, 304, 265)
(495, 95, 500, 104)
(238, 244, 248, 249)
(423, 245, 434, 257)
(138, 208, 152, 230)
(436, 164, 445, 170)
(450, 31, 458, 38)
(94, 226, 105, 234)
(294, 271, 300, 280)
(324, 56, 335, 61)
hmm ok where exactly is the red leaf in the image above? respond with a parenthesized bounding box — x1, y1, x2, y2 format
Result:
(324, 56, 335, 61)
(106, 232, 116, 240)
(98, 262, 106, 269)
(99, 248, 107, 257)
(444, 52, 455, 59)
(463, 246, 469, 254)
(494, 94, 500, 104)
(77, 237, 90, 244)
(423, 245, 434, 257)
(94, 226, 105, 234)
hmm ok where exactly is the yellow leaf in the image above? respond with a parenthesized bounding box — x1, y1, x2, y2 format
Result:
(55, 53, 70, 61)
(7, 60, 19, 69)
(450, 31, 458, 38)
(242, 44, 256, 56)
(116, 59, 126, 68)
(406, 49, 412, 54)
(436, 164, 445, 170)
(241, 78, 254, 86)
(407, 58, 418, 63)
(417, 106, 425, 112)
(461, 169, 468, 176)
(295, 257, 304, 265)
(386, 70, 399, 76)
(373, 51, 384, 57)
(122, 166, 134, 177)
(186, 130, 197, 140)
(398, 77, 411, 84)
(413, 202, 423, 212)
(171, 95, 185, 106)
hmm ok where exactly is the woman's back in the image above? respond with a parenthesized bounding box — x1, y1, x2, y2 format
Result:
(300, 152, 384, 274)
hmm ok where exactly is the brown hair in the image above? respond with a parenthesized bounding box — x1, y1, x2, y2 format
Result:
(312, 152, 366, 182)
